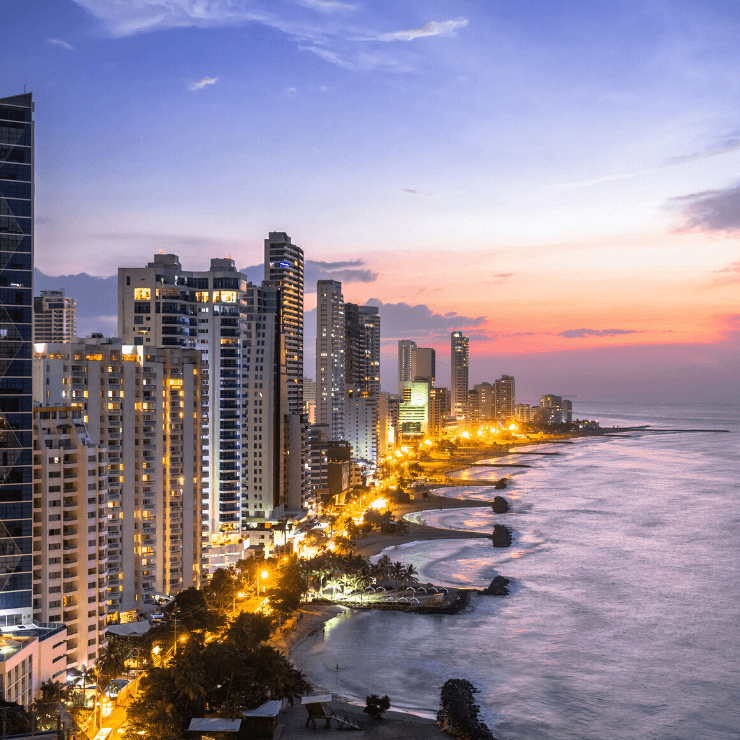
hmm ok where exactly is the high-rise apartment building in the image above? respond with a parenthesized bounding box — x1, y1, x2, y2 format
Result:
(538, 395, 572, 424)
(0, 93, 34, 625)
(33, 290, 76, 342)
(343, 304, 380, 463)
(316, 280, 345, 440)
(429, 387, 450, 437)
(474, 382, 494, 420)
(410, 347, 435, 385)
(264, 232, 304, 413)
(118, 254, 291, 571)
(494, 375, 516, 420)
(302, 377, 317, 424)
(34, 338, 202, 619)
(397, 340, 417, 395)
(32, 407, 108, 667)
(450, 331, 469, 421)
(345, 388, 378, 463)
(264, 233, 307, 513)
(377, 392, 398, 456)
(357, 306, 380, 396)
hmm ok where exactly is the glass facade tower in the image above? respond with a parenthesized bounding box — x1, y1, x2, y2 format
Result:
(0, 93, 34, 623)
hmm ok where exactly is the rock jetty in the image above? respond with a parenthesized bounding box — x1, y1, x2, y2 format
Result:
(491, 496, 509, 513)
(437, 679, 497, 740)
(480, 575, 510, 595)
(494, 477, 508, 489)
(491, 524, 512, 547)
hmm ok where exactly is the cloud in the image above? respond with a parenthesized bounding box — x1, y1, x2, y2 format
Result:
(670, 182, 740, 233)
(46, 38, 75, 50)
(558, 328, 640, 338)
(486, 272, 517, 283)
(240, 259, 378, 290)
(298, 0, 357, 12)
(554, 171, 641, 189)
(369, 19, 468, 42)
(365, 298, 485, 341)
(400, 188, 466, 196)
(299, 45, 414, 72)
(662, 135, 740, 167)
(556, 132, 740, 189)
(715, 260, 740, 275)
(70, 0, 273, 37)
(709, 260, 740, 287)
(188, 76, 218, 91)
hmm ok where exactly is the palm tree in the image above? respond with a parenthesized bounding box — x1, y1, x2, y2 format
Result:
(392, 562, 406, 589)
(402, 563, 418, 585)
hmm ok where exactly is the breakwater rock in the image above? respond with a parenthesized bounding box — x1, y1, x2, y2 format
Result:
(480, 575, 510, 596)
(491, 496, 509, 513)
(494, 477, 508, 489)
(492, 524, 512, 547)
(437, 679, 497, 740)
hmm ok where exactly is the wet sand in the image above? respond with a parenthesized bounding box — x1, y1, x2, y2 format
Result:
(354, 493, 493, 559)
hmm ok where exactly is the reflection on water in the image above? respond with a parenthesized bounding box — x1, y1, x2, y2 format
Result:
(295, 406, 740, 739)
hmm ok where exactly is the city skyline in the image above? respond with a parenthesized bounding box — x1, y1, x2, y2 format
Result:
(4, 0, 739, 403)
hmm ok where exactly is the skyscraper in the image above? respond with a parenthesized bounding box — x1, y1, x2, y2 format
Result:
(33, 290, 76, 342)
(345, 304, 380, 396)
(0, 93, 34, 625)
(264, 233, 307, 512)
(264, 232, 304, 415)
(397, 340, 417, 395)
(358, 306, 380, 396)
(451, 331, 469, 421)
(316, 280, 345, 440)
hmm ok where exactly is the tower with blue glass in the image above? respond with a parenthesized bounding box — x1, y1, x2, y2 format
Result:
(0, 93, 34, 624)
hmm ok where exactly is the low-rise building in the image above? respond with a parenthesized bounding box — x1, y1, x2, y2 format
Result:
(0, 622, 68, 705)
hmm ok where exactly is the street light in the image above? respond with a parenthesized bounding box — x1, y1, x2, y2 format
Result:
(257, 570, 268, 596)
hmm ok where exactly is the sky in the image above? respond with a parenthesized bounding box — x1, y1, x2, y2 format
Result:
(5, 0, 740, 404)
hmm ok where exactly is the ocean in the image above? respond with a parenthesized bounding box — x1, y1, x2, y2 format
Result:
(292, 403, 740, 739)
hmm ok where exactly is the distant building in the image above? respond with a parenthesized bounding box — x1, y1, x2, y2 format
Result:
(345, 388, 378, 463)
(494, 375, 515, 420)
(307, 424, 329, 494)
(346, 304, 380, 396)
(538, 395, 572, 424)
(410, 347, 435, 385)
(377, 392, 398, 456)
(468, 388, 480, 426)
(399, 381, 429, 437)
(33, 290, 77, 342)
(303, 377, 317, 424)
(316, 280, 345, 440)
(474, 382, 494, 420)
(450, 331, 469, 421)
(513, 403, 531, 423)
(397, 340, 417, 394)
(429, 387, 450, 437)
